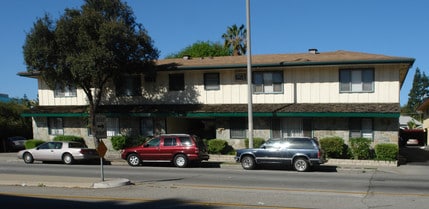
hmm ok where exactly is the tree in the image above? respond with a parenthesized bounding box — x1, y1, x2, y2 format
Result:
(166, 41, 230, 59)
(403, 68, 429, 114)
(0, 101, 33, 140)
(23, 0, 159, 145)
(221, 24, 247, 56)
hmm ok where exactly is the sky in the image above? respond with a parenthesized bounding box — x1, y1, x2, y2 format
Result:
(1, 0, 428, 105)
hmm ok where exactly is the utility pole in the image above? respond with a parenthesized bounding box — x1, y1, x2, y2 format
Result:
(246, 0, 253, 148)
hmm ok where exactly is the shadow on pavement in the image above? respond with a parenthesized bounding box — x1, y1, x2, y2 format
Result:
(399, 147, 429, 165)
(1, 194, 217, 209)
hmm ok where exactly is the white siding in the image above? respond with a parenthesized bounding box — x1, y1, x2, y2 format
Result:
(37, 64, 402, 106)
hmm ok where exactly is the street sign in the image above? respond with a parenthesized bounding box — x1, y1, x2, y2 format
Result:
(97, 139, 107, 158)
(94, 114, 107, 138)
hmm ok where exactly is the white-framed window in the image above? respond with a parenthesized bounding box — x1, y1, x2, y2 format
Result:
(54, 84, 77, 97)
(253, 71, 283, 93)
(204, 73, 220, 90)
(48, 117, 64, 135)
(106, 117, 119, 137)
(116, 75, 141, 96)
(349, 118, 373, 140)
(340, 69, 374, 92)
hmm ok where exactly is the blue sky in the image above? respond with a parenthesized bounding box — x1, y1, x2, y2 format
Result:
(1, 0, 428, 105)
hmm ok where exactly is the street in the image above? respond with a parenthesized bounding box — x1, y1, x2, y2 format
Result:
(1, 157, 429, 209)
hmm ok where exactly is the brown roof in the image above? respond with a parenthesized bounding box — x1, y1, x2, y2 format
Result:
(25, 103, 399, 115)
(156, 50, 414, 69)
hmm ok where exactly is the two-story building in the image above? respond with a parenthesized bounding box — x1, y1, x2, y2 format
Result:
(19, 50, 414, 149)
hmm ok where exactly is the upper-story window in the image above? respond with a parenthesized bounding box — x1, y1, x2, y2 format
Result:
(169, 73, 184, 91)
(54, 83, 77, 97)
(116, 75, 141, 96)
(204, 73, 220, 90)
(340, 68, 374, 92)
(253, 71, 283, 93)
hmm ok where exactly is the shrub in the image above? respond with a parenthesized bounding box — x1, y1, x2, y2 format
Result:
(110, 135, 149, 150)
(349, 137, 372, 160)
(207, 139, 234, 154)
(111, 135, 127, 150)
(244, 138, 266, 148)
(53, 135, 85, 144)
(319, 137, 345, 158)
(24, 139, 45, 149)
(375, 143, 398, 161)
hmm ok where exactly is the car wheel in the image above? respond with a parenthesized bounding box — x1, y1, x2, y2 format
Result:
(23, 152, 34, 164)
(294, 157, 309, 172)
(173, 154, 188, 168)
(127, 153, 141, 166)
(62, 153, 74, 165)
(241, 156, 256, 170)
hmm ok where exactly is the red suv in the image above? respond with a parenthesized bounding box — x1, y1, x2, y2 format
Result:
(121, 134, 209, 168)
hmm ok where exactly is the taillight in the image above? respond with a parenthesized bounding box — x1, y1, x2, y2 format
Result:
(195, 147, 199, 154)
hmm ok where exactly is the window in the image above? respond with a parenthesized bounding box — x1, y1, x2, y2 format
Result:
(146, 137, 160, 147)
(235, 72, 246, 81)
(204, 73, 220, 90)
(106, 118, 119, 137)
(253, 71, 283, 93)
(116, 75, 141, 96)
(48, 117, 63, 135)
(169, 74, 184, 91)
(230, 118, 247, 139)
(163, 137, 177, 146)
(340, 69, 374, 92)
(179, 136, 192, 146)
(141, 118, 154, 137)
(349, 118, 373, 140)
(54, 84, 77, 97)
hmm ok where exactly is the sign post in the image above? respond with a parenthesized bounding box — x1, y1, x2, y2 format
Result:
(95, 114, 107, 181)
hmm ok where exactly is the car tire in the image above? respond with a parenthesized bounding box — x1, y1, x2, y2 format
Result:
(23, 152, 34, 164)
(62, 153, 74, 165)
(294, 157, 309, 172)
(241, 156, 256, 170)
(127, 153, 141, 166)
(173, 154, 188, 168)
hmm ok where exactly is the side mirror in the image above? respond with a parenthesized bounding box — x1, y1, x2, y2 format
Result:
(143, 144, 149, 148)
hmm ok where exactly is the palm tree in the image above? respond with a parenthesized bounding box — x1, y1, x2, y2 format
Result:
(221, 24, 247, 56)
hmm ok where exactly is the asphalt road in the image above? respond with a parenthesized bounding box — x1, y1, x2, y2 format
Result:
(1, 155, 429, 209)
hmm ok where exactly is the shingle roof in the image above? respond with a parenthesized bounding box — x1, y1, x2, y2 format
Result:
(23, 103, 399, 117)
(156, 50, 414, 69)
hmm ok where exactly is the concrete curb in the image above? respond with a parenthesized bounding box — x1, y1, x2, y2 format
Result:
(93, 178, 131, 188)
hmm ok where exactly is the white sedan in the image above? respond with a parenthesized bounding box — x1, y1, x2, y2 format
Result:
(17, 141, 99, 164)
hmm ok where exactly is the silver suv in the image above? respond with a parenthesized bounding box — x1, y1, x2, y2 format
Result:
(235, 137, 326, 172)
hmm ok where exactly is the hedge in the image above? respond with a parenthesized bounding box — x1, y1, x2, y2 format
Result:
(319, 136, 345, 158)
(349, 137, 372, 160)
(244, 138, 266, 148)
(24, 139, 45, 149)
(207, 139, 234, 154)
(375, 143, 398, 161)
(53, 135, 85, 144)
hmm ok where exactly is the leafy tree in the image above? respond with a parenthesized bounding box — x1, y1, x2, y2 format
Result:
(403, 68, 429, 114)
(221, 24, 247, 56)
(23, 0, 159, 145)
(165, 41, 230, 58)
(0, 101, 33, 140)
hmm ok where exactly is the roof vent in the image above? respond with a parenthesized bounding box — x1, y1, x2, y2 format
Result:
(308, 48, 319, 54)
